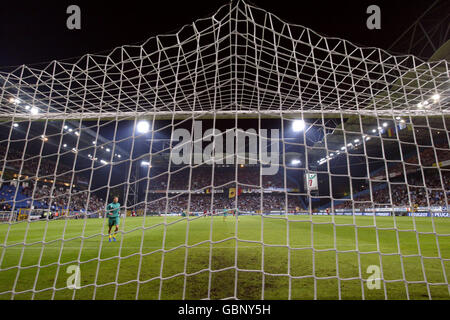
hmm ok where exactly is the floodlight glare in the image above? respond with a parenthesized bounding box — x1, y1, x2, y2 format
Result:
(137, 121, 150, 133)
(30, 107, 39, 115)
(291, 159, 301, 165)
(292, 120, 305, 132)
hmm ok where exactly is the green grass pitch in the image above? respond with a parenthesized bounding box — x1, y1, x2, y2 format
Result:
(0, 215, 449, 300)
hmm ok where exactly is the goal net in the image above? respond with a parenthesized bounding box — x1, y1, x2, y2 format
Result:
(0, 0, 449, 300)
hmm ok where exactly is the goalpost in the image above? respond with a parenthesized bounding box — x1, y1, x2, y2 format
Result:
(0, 0, 449, 300)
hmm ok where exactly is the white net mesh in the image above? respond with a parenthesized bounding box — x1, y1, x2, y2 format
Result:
(0, 0, 449, 300)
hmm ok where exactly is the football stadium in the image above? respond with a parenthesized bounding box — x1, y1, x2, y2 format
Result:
(0, 1, 449, 300)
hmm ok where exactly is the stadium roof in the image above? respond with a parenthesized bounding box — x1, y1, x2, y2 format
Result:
(0, 0, 448, 121)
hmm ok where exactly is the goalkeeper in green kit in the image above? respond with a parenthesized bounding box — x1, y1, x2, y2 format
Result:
(106, 196, 121, 242)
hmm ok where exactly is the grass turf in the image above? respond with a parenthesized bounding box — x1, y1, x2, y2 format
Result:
(0, 215, 449, 300)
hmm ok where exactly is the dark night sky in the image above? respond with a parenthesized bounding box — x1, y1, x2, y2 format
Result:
(0, 0, 439, 68)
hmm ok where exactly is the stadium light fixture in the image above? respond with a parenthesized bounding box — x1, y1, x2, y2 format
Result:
(292, 120, 305, 132)
(100, 160, 108, 165)
(8, 97, 15, 103)
(92, 141, 96, 145)
(432, 94, 440, 101)
(63, 144, 67, 147)
(137, 121, 150, 134)
(354, 139, 359, 143)
(395, 117, 401, 120)
(291, 159, 301, 165)
(118, 154, 121, 158)
(371, 129, 376, 133)
(25, 105, 31, 110)
(13, 123, 19, 128)
(417, 103, 423, 108)
(68, 128, 73, 132)
(141, 161, 151, 167)
(341, 146, 346, 151)
(30, 107, 39, 115)
(382, 122, 388, 127)
(74, 131, 79, 136)
(106, 148, 111, 152)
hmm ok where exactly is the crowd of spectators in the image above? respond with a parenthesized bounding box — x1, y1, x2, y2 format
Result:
(21, 183, 104, 213)
(138, 192, 302, 213)
(333, 170, 450, 210)
(0, 145, 75, 183)
(2, 141, 450, 214)
(147, 166, 299, 190)
(378, 144, 450, 180)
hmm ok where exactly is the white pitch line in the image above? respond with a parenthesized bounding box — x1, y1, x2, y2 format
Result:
(1, 244, 375, 250)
